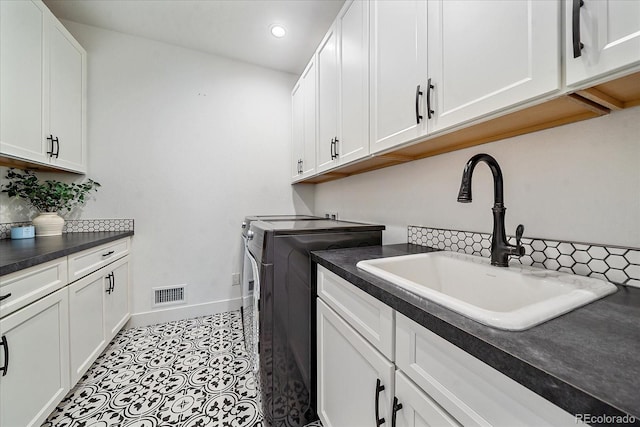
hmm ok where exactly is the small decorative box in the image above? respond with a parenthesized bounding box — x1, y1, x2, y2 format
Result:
(11, 225, 35, 240)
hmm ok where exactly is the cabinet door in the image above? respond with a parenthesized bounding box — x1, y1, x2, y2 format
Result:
(69, 270, 106, 385)
(394, 370, 460, 427)
(370, 0, 428, 153)
(427, 0, 560, 133)
(46, 15, 86, 172)
(566, 0, 640, 87)
(104, 257, 130, 341)
(291, 80, 305, 181)
(317, 299, 394, 427)
(0, 288, 69, 427)
(317, 24, 339, 173)
(301, 57, 317, 177)
(0, 0, 48, 164)
(338, 0, 370, 165)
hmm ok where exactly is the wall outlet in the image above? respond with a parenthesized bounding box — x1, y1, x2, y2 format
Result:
(325, 212, 339, 220)
(232, 273, 240, 286)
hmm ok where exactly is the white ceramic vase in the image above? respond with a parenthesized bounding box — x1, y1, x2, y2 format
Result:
(32, 212, 65, 236)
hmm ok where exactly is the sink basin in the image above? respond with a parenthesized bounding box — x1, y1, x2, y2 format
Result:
(356, 251, 617, 330)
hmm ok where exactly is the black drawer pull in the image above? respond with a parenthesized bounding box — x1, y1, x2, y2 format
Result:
(392, 396, 403, 427)
(0, 293, 11, 302)
(102, 250, 115, 257)
(1, 336, 8, 377)
(375, 378, 386, 425)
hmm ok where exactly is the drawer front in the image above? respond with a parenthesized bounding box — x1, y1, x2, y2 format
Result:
(317, 265, 394, 360)
(0, 258, 68, 318)
(394, 370, 460, 427)
(68, 238, 130, 282)
(395, 313, 581, 426)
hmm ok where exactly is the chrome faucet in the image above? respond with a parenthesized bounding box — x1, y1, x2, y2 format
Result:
(457, 153, 525, 267)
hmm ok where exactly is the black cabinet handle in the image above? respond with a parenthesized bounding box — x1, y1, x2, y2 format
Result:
(392, 396, 403, 427)
(415, 85, 423, 124)
(1, 336, 8, 377)
(299, 159, 303, 174)
(330, 137, 335, 160)
(47, 135, 60, 158)
(375, 378, 386, 426)
(572, 0, 584, 58)
(102, 250, 115, 258)
(47, 135, 55, 158)
(53, 136, 59, 158)
(330, 137, 339, 160)
(0, 293, 11, 302)
(106, 272, 115, 294)
(426, 78, 435, 119)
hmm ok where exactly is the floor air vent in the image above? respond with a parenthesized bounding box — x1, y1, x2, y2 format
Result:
(153, 285, 186, 306)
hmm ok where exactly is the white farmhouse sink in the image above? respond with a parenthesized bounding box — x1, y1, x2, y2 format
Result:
(356, 251, 617, 331)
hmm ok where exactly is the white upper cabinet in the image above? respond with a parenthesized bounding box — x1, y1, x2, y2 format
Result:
(565, 0, 640, 87)
(0, 0, 86, 173)
(427, 0, 560, 133)
(316, 0, 370, 173)
(291, 57, 317, 182)
(291, 79, 305, 180)
(316, 24, 339, 173)
(337, 0, 370, 166)
(0, 0, 47, 164)
(370, 0, 428, 154)
(46, 17, 86, 172)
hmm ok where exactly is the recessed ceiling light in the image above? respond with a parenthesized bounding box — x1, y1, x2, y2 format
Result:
(270, 24, 286, 38)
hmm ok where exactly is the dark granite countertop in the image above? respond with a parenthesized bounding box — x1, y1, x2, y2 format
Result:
(311, 244, 640, 423)
(0, 231, 134, 276)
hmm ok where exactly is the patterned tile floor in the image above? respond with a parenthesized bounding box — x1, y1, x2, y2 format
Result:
(43, 311, 323, 427)
(44, 311, 264, 426)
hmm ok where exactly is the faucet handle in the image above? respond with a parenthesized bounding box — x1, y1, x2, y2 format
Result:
(515, 224, 525, 255)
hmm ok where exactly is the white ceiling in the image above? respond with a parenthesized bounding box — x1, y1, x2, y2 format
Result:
(43, 0, 345, 75)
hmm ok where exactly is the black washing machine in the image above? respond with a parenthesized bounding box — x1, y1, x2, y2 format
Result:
(247, 219, 385, 426)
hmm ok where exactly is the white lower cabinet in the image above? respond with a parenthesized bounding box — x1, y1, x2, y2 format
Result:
(69, 254, 131, 384)
(0, 236, 131, 426)
(395, 312, 580, 426)
(317, 299, 394, 427)
(69, 269, 107, 385)
(394, 370, 460, 427)
(104, 256, 130, 342)
(0, 287, 70, 427)
(317, 267, 582, 426)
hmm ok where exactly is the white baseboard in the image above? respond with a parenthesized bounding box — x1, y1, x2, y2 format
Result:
(125, 297, 242, 329)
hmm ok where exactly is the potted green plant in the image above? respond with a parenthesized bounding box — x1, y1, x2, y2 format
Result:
(2, 168, 101, 236)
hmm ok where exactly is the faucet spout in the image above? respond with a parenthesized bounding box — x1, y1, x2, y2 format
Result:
(457, 154, 504, 205)
(457, 154, 524, 267)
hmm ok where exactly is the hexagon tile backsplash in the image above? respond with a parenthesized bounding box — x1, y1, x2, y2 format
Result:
(0, 219, 134, 239)
(408, 226, 640, 288)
